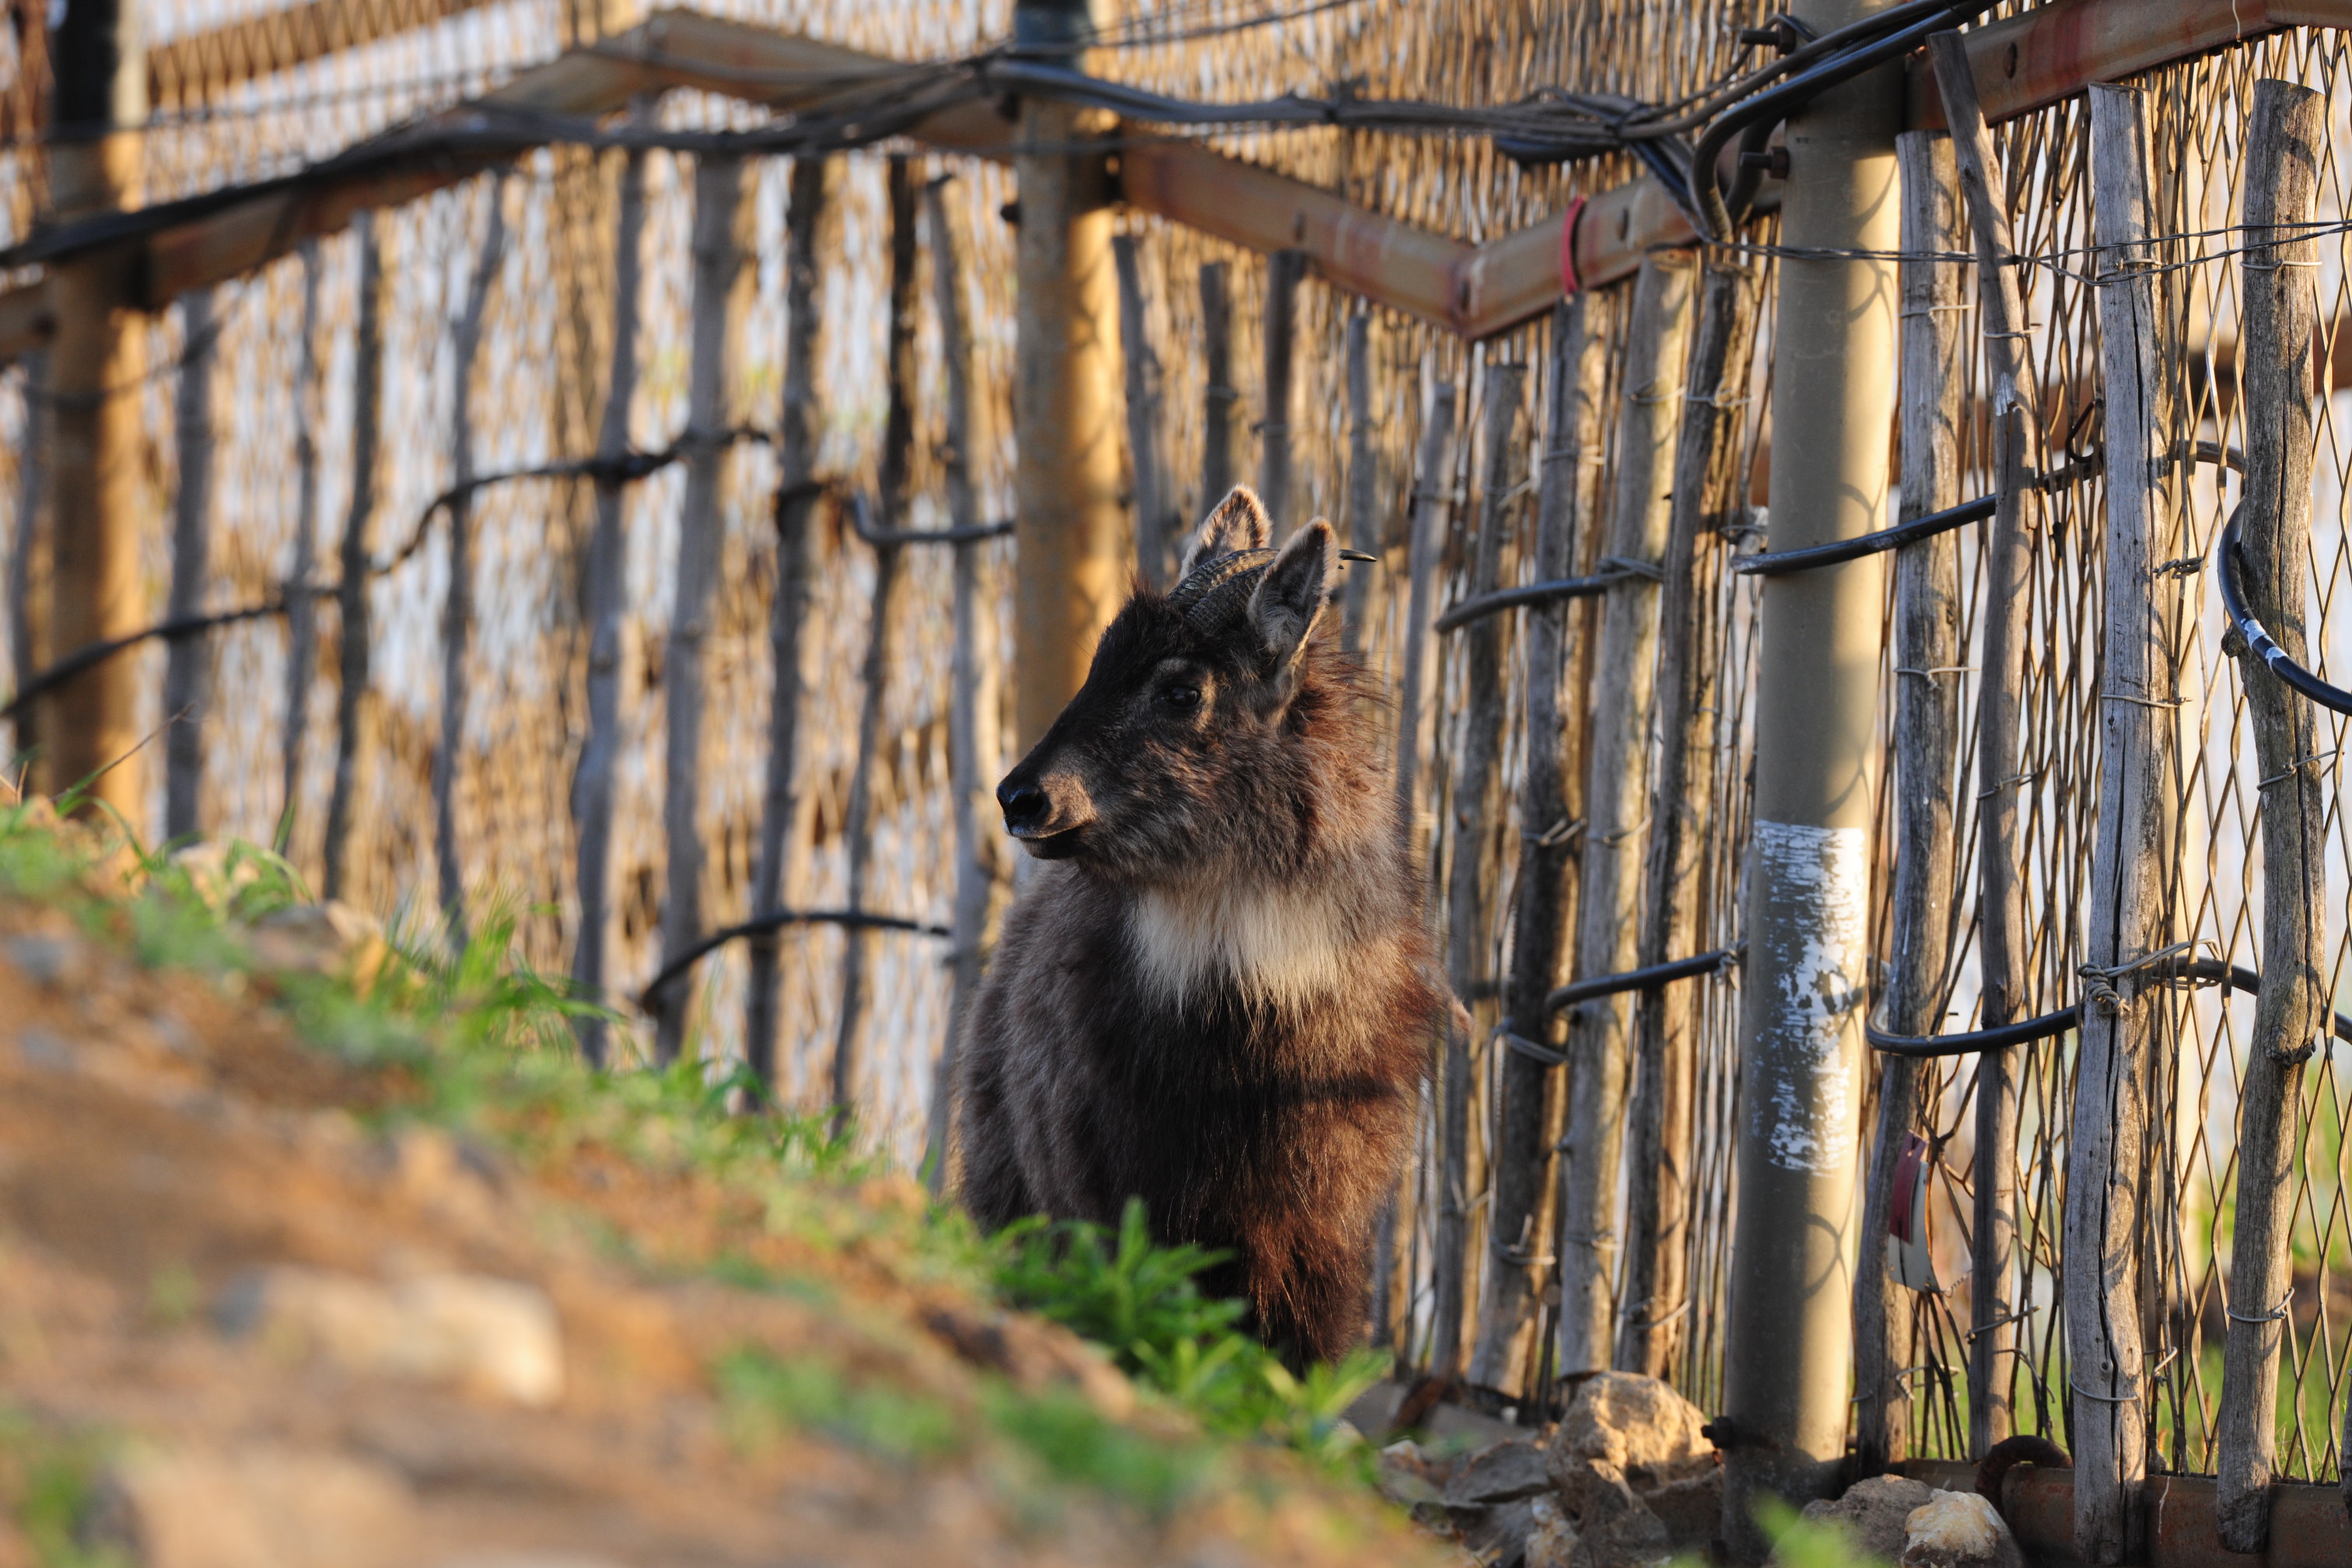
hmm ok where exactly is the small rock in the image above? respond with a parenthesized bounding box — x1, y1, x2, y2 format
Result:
(16, 1027, 72, 1069)
(247, 901, 390, 989)
(218, 1265, 564, 1407)
(1790, 1473, 1937, 1567)
(1640, 1465, 1720, 1551)
(3, 932, 84, 989)
(1461, 1496, 1540, 1567)
(1377, 1440, 1447, 1507)
(85, 1446, 415, 1568)
(1556, 1458, 1672, 1568)
(1446, 1439, 1552, 1507)
(1524, 1495, 1579, 1568)
(1547, 1372, 1713, 1492)
(1901, 1489, 2024, 1568)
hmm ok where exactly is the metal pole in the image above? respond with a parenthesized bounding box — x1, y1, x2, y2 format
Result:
(1012, 0, 1123, 752)
(1723, 0, 1899, 1551)
(41, 0, 148, 814)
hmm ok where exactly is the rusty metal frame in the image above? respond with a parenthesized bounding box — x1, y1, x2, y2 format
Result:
(1, 0, 2349, 361)
(1906, 1459, 2347, 1568)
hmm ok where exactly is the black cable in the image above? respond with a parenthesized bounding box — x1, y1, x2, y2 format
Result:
(2217, 506, 2352, 718)
(1437, 565, 1636, 633)
(638, 908, 952, 1006)
(1865, 958, 2352, 1057)
(1545, 947, 1738, 1013)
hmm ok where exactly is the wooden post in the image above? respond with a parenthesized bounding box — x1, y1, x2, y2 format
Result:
(1391, 380, 1457, 856)
(1340, 312, 1377, 658)
(40, 0, 147, 815)
(1434, 362, 1526, 1379)
(2215, 79, 2326, 1558)
(432, 183, 506, 929)
(1853, 128, 1965, 1475)
(1558, 251, 1695, 1375)
(831, 154, 919, 1129)
(322, 215, 383, 904)
(1620, 260, 1753, 1380)
(1469, 298, 1605, 1393)
(924, 175, 1006, 1188)
(652, 149, 751, 1066)
(5, 349, 46, 755)
(1258, 247, 1304, 532)
(744, 152, 826, 1093)
(162, 285, 216, 842)
(1011, 0, 1122, 753)
(569, 129, 649, 1068)
(1200, 261, 1236, 509)
(1112, 233, 1171, 590)
(1929, 31, 2035, 1461)
(280, 242, 323, 843)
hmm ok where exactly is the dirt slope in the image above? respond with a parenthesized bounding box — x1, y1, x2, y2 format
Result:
(0, 845, 1440, 1568)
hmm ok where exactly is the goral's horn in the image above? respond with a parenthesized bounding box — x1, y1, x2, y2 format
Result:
(1165, 547, 1277, 633)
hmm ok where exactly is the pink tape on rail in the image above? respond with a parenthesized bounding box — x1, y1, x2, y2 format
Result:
(1559, 194, 1588, 296)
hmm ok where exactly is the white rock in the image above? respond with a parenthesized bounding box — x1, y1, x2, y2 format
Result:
(219, 1265, 563, 1407)
(1787, 1474, 1937, 1567)
(1547, 1372, 1713, 1490)
(86, 1446, 416, 1568)
(1901, 1489, 2024, 1568)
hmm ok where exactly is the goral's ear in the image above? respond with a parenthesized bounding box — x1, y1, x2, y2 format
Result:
(1179, 486, 1272, 576)
(1247, 518, 1335, 673)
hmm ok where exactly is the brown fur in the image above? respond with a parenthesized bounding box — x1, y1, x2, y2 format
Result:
(956, 489, 1441, 1365)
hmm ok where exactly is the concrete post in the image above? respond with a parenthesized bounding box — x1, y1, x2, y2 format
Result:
(1722, 0, 1901, 1553)
(1012, 0, 1125, 751)
(40, 0, 148, 814)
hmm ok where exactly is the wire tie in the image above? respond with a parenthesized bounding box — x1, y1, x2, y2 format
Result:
(1496, 1027, 1569, 1068)
(2069, 1377, 2142, 1405)
(2243, 257, 2322, 270)
(1620, 1298, 1691, 1331)
(2154, 555, 2207, 579)
(1975, 768, 2040, 800)
(1524, 815, 1584, 848)
(1593, 810, 1650, 847)
(2101, 689, 2186, 710)
(1594, 554, 1664, 583)
(2226, 1291, 2293, 1325)
(1967, 1308, 2029, 1339)
(1627, 379, 1685, 406)
(2257, 751, 2336, 791)
(1981, 327, 2037, 339)
(1895, 664, 1973, 680)
(1899, 304, 1970, 318)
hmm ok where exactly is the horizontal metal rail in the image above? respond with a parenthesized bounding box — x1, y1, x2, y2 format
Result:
(2217, 507, 2352, 716)
(1545, 947, 1739, 1014)
(1865, 957, 2352, 1057)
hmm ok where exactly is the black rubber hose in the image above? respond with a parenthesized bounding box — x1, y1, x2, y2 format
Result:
(2217, 507, 2352, 717)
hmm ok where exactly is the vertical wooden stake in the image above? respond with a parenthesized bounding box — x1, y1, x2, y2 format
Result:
(433, 183, 507, 930)
(322, 217, 384, 904)
(653, 150, 751, 1066)
(832, 155, 919, 1129)
(280, 243, 324, 843)
(1112, 233, 1171, 589)
(1929, 30, 2035, 1461)
(6, 348, 48, 751)
(1853, 128, 1966, 1475)
(1391, 380, 1458, 857)
(745, 153, 827, 1094)
(1558, 251, 1695, 1374)
(39, 0, 145, 816)
(2215, 78, 2326, 1557)
(1434, 362, 1527, 1378)
(1341, 312, 1377, 658)
(1258, 247, 1304, 532)
(1620, 259, 1755, 1380)
(570, 129, 649, 1067)
(1200, 261, 1237, 506)
(1010, 27, 1123, 753)
(1469, 298, 1605, 1394)
(163, 285, 216, 842)
(924, 175, 1005, 1188)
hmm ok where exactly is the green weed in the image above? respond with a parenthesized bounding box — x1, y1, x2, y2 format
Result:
(715, 1347, 962, 1465)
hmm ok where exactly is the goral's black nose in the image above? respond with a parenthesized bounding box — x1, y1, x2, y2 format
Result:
(999, 781, 1049, 832)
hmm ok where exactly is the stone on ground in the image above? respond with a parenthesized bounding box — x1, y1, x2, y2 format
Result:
(1522, 1495, 1579, 1568)
(1445, 1439, 1552, 1507)
(1545, 1372, 1713, 1490)
(217, 1265, 563, 1407)
(1554, 1458, 1672, 1568)
(85, 1446, 416, 1568)
(1785, 1473, 1937, 1566)
(1901, 1489, 2024, 1568)
(1640, 1465, 1721, 1551)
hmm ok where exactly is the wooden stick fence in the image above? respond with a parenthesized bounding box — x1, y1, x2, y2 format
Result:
(28, 4, 2352, 1535)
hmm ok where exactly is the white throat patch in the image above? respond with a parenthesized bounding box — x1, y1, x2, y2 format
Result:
(1127, 880, 1354, 1010)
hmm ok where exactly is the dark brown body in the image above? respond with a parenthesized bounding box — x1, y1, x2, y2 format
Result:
(956, 490, 1441, 1364)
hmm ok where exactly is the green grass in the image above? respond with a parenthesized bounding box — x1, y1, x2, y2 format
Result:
(0, 1409, 131, 1568)
(0, 806, 1388, 1520)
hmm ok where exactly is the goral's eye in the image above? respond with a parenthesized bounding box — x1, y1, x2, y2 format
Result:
(1160, 684, 1202, 712)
